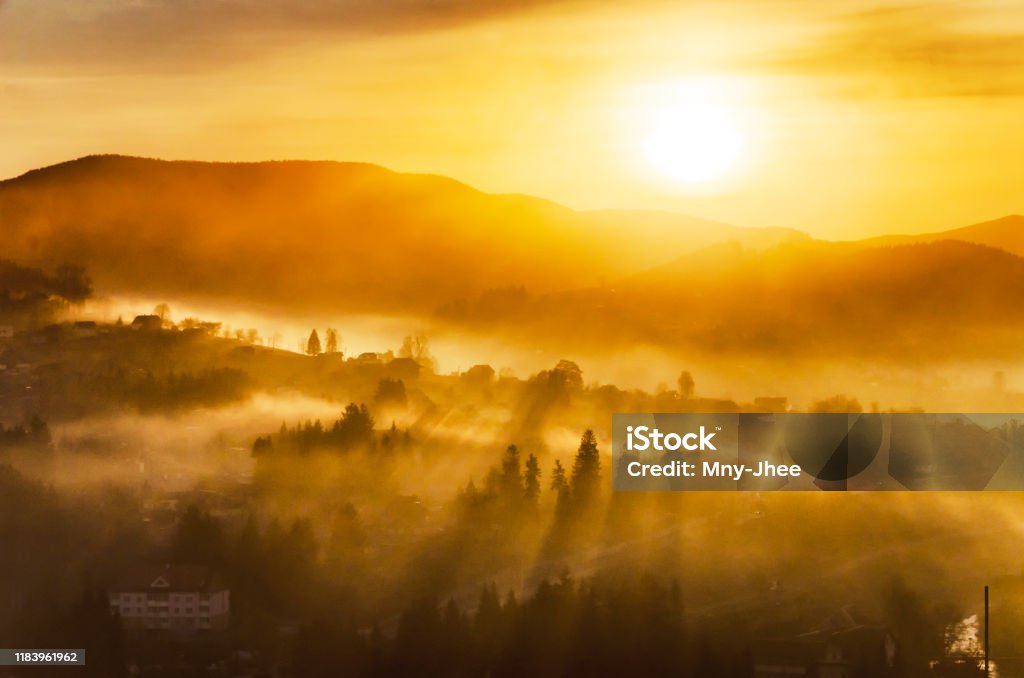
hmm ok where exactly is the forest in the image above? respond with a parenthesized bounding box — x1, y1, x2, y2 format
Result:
(0, 308, 1015, 677)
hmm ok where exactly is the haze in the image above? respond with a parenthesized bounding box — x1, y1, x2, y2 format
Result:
(4, 2, 1024, 675)
(3, 0, 1024, 238)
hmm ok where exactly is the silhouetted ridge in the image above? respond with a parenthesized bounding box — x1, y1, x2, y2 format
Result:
(0, 155, 805, 315)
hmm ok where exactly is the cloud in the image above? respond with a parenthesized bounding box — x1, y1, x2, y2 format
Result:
(0, 0, 591, 72)
(91, 0, 579, 33)
(6, 0, 1024, 95)
(757, 3, 1024, 97)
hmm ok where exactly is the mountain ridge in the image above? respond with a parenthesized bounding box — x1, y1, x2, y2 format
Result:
(4, 154, 1024, 360)
(852, 214, 1024, 258)
(0, 155, 806, 314)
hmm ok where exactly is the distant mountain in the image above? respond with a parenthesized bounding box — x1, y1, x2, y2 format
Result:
(579, 209, 810, 259)
(856, 215, 1024, 257)
(0, 155, 804, 314)
(445, 238, 1024, 359)
(6, 155, 1023, 360)
(625, 238, 1024, 356)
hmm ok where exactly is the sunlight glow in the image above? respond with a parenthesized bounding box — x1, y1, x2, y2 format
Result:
(640, 80, 746, 184)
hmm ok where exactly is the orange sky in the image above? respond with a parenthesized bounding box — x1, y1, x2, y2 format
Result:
(2, 0, 1023, 238)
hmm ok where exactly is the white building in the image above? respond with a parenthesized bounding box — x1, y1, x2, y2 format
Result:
(108, 564, 230, 632)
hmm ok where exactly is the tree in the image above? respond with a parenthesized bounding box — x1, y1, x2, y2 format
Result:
(68, 589, 125, 678)
(252, 435, 273, 456)
(393, 596, 444, 676)
(882, 576, 948, 675)
(524, 453, 541, 505)
(153, 303, 171, 326)
(527, 360, 584, 409)
(551, 459, 567, 493)
(570, 429, 601, 507)
(399, 334, 437, 371)
(172, 505, 224, 566)
(335, 403, 375, 448)
(473, 584, 504, 670)
(553, 360, 584, 391)
(0, 261, 92, 323)
(374, 378, 407, 407)
(325, 328, 339, 354)
(54, 263, 92, 303)
(499, 445, 522, 503)
(28, 415, 51, 446)
(809, 394, 862, 413)
(179, 317, 222, 335)
(306, 329, 322, 356)
(677, 370, 695, 399)
(551, 459, 570, 516)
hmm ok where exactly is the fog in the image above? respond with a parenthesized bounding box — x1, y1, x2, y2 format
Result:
(4, 310, 1024, 675)
(76, 295, 1024, 412)
(4, 182, 1024, 673)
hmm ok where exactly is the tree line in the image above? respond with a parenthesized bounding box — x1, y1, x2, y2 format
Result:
(0, 416, 51, 449)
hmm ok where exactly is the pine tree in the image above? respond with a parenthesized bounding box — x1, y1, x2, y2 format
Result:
(172, 505, 224, 566)
(551, 459, 570, 516)
(306, 329, 322, 356)
(570, 429, 601, 508)
(325, 328, 338, 354)
(551, 459, 567, 493)
(499, 445, 522, 502)
(678, 370, 695, 399)
(524, 453, 541, 505)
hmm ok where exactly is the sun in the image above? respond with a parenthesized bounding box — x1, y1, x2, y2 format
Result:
(640, 81, 745, 185)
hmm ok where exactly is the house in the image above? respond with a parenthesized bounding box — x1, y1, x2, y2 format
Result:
(355, 352, 382, 364)
(461, 364, 496, 385)
(72, 321, 98, 338)
(385, 357, 421, 381)
(131, 315, 163, 331)
(108, 564, 230, 633)
(753, 397, 789, 412)
(752, 631, 897, 678)
(752, 607, 897, 678)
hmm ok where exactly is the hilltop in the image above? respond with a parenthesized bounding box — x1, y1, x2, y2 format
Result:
(4, 155, 1024, 360)
(0, 155, 803, 314)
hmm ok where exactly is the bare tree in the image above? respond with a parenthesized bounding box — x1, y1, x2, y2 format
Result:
(153, 303, 171, 326)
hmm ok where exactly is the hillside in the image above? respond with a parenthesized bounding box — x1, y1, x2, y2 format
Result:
(443, 239, 1024, 359)
(5, 155, 1024, 360)
(630, 238, 1024, 356)
(0, 155, 803, 314)
(856, 215, 1024, 257)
